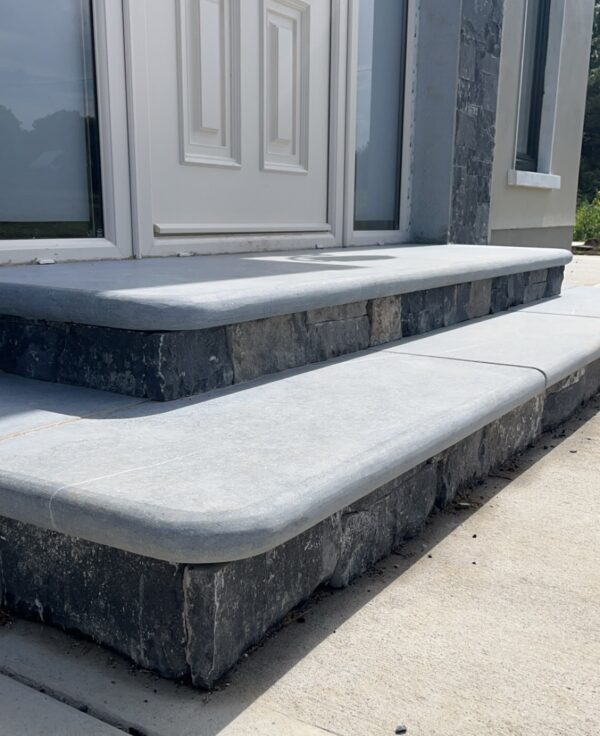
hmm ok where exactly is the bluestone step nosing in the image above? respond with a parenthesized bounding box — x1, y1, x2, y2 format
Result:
(0, 244, 571, 331)
(0, 286, 598, 566)
(0, 370, 541, 564)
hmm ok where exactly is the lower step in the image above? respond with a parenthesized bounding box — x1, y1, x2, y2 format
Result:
(1, 358, 598, 688)
(0, 265, 563, 400)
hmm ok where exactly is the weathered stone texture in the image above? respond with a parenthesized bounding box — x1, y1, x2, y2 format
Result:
(0, 317, 234, 401)
(2, 362, 597, 688)
(490, 267, 563, 313)
(183, 516, 341, 688)
(0, 522, 188, 677)
(0, 267, 563, 400)
(542, 359, 600, 431)
(330, 461, 438, 589)
(227, 304, 371, 383)
(450, 0, 504, 244)
(368, 296, 403, 347)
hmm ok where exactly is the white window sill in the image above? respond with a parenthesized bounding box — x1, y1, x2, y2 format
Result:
(508, 170, 561, 190)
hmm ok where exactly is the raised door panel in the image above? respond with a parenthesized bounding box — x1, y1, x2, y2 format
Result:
(178, 0, 241, 166)
(262, 0, 310, 172)
(141, 0, 331, 238)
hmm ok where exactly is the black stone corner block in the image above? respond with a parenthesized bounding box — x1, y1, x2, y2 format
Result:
(0, 519, 189, 678)
(182, 517, 340, 688)
(151, 328, 234, 401)
(53, 323, 235, 402)
(0, 318, 235, 402)
(544, 266, 565, 298)
(542, 359, 600, 432)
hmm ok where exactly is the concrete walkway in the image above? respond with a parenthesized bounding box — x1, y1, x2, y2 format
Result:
(0, 255, 598, 736)
(565, 254, 600, 286)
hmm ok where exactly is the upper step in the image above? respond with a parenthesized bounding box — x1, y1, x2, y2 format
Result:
(0, 245, 570, 400)
(0, 244, 570, 330)
(0, 286, 597, 566)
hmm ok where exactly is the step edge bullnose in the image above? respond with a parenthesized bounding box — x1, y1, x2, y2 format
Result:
(0, 247, 570, 332)
(0, 372, 543, 565)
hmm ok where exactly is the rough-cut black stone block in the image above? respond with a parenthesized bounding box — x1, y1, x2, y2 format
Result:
(544, 266, 565, 298)
(228, 303, 370, 384)
(0, 268, 564, 401)
(542, 359, 600, 432)
(1, 359, 597, 689)
(0, 524, 188, 677)
(450, 0, 505, 244)
(183, 517, 341, 688)
(330, 461, 438, 589)
(0, 317, 233, 401)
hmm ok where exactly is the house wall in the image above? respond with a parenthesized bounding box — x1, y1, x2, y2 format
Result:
(489, 0, 594, 249)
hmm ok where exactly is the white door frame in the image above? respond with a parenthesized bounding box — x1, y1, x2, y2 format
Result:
(124, 0, 349, 258)
(343, 0, 418, 247)
(0, 0, 133, 265)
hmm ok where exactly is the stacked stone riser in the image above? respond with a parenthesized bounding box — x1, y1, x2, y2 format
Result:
(0, 267, 563, 401)
(1, 354, 596, 689)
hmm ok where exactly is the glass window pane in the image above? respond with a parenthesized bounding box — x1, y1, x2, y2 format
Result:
(517, 0, 541, 157)
(516, 0, 550, 171)
(354, 0, 407, 232)
(0, 0, 103, 240)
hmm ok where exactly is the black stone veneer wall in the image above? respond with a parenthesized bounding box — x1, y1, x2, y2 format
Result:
(450, 0, 504, 244)
(1, 359, 599, 688)
(0, 267, 563, 401)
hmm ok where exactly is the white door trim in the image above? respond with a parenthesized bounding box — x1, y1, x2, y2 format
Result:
(342, 0, 417, 247)
(0, 0, 133, 266)
(125, 0, 348, 258)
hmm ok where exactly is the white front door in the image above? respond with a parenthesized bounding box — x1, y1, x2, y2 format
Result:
(133, 0, 332, 251)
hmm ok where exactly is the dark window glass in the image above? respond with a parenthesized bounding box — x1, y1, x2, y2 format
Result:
(0, 0, 103, 240)
(354, 0, 408, 231)
(516, 0, 551, 172)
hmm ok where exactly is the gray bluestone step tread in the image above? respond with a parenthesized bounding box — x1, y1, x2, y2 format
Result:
(0, 244, 570, 330)
(391, 306, 600, 386)
(0, 356, 542, 564)
(0, 286, 598, 566)
(0, 377, 143, 439)
(524, 285, 600, 318)
(0, 675, 125, 735)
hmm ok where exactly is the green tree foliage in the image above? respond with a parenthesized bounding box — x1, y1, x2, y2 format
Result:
(579, 1, 600, 201)
(574, 194, 600, 241)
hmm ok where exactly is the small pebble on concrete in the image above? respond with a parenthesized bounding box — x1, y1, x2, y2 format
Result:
(395, 726, 407, 734)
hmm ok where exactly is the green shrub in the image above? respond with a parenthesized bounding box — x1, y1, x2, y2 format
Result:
(574, 194, 600, 242)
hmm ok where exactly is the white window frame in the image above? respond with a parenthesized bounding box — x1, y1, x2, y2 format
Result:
(509, 0, 565, 191)
(343, 0, 417, 246)
(0, 0, 132, 265)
